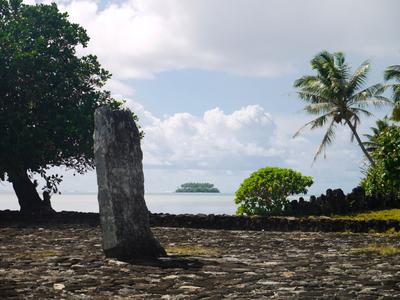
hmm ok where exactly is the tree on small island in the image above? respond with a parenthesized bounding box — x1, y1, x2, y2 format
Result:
(175, 183, 220, 193)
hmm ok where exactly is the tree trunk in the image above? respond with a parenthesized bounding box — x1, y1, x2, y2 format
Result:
(345, 119, 376, 166)
(8, 169, 54, 214)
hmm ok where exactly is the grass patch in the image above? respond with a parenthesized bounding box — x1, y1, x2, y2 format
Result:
(353, 244, 400, 256)
(367, 227, 400, 237)
(332, 209, 400, 221)
(166, 245, 220, 256)
(339, 230, 356, 235)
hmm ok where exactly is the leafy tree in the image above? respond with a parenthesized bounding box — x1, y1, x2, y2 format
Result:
(384, 65, 400, 121)
(235, 167, 313, 215)
(293, 51, 392, 165)
(0, 0, 122, 213)
(361, 126, 400, 197)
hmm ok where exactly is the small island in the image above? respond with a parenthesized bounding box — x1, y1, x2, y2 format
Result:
(175, 182, 220, 193)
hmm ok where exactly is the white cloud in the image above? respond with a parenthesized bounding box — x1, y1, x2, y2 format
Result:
(126, 101, 280, 169)
(105, 78, 136, 98)
(124, 100, 373, 194)
(26, 0, 399, 79)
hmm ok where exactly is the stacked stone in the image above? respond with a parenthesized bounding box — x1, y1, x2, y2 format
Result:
(286, 186, 400, 216)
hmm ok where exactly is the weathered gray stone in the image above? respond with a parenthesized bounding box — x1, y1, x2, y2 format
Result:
(94, 106, 166, 260)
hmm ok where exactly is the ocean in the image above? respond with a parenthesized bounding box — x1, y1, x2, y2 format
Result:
(0, 192, 237, 215)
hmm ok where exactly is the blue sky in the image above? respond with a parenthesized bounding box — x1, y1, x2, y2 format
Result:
(2, 0, 399, 196)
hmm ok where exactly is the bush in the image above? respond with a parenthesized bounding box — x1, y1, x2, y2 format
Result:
(235, 167, 313, 215)
(362, 126, 400, 198)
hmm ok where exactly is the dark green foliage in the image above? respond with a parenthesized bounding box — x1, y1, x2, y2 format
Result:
(235, 167, 313, 215)
(362, 126, 400, 198)
(384, 65, 400, 121)
(294, 51, 391, 165)
(363, 118, 390, 154)
(0, 0, 121, 200)
(175, 183, 220, 193)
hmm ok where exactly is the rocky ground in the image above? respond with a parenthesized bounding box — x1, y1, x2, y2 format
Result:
(1, 225, 400, 299)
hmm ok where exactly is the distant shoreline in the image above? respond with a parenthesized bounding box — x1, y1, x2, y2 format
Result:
(175, 191, 220, 194)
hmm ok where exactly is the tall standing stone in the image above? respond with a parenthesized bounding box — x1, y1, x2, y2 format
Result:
(94, 106, 166, 260)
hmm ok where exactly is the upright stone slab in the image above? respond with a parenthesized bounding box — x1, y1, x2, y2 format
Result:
(94, 106, 166, 260)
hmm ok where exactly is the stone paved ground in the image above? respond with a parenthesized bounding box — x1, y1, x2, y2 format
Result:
(1, 225, 400, 299)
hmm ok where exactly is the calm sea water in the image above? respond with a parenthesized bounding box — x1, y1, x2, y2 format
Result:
(0, 192, 237, 215)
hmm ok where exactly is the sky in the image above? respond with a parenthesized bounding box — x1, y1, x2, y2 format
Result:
(2, 0, 400, 195)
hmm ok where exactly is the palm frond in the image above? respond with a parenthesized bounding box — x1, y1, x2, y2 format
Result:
(349, 84, 390, 108)
(329, 52, 350, 99)
(334, 52, 350, 83)
(311, 51, 334, 73)
(362, 118, 390, 153)
(352, 97, 392, 109)
(384, 65, 400, 81)
(392, 84, 400, 102)
(303, 102, 334, 115)
(293, 113, 332, 138)
(348, 107, 373, 118)
(375, 118, 390, 130)
(294, 76, 328, 93)
(363, 134, 373, 140)
(392, 102, 400, 121)
(313, 119, 336, 162)
(347, 60, 370, 96)
(350, 83, 386, 100)
(294, 76, 335, 103)
(335, 52, 346, 67)
(297, 91, 330, 104)
(384, 65, 400, 105)
(310, 51, 336, 86)
(363, 140, 378, 153)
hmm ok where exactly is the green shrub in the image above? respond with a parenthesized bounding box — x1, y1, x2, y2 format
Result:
(235, 167, 313, 215)
(361, 126, 400, 197)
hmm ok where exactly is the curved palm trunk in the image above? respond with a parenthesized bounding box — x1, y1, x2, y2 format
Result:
(345, 119, 375, 166)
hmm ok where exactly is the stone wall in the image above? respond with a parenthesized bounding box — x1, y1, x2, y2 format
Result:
(1, 210, 399, 233)
(149, 213, 400, 233)
(285, 186, 400, 216)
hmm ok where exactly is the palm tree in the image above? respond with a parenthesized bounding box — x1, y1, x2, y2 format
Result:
(293, 51, 392, 165)
(363, 118, 389, 154)
(384, 65, 400, 121)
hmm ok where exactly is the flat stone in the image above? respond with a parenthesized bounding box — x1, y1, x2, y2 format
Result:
(257, 280, 281, 286)
(163, 275, 179, 280)
(53, 283, 65, 290)
(178, 285, 202, 291)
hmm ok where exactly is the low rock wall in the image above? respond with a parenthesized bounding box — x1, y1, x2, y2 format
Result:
(1, 210, 399, 233)
(151, 213, 400, 233)
(286, 186, 400, 216)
